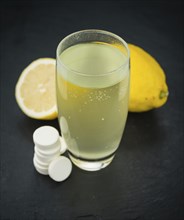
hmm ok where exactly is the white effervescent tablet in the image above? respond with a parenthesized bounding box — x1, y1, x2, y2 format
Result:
(33, 126, 59, 148)
(34, 153, 49, 167)
(35, 147, 60, 163)
(48, 156, 72, 182)
(35, 145, 61, 156)
(33, 156, 48, 175)
(59, 136, 67, 154)
(59, 117, 69, 134)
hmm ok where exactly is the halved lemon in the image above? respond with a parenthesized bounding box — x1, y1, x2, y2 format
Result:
(15, 58, 57, 120)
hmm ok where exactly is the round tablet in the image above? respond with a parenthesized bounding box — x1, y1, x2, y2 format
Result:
(33, 156, 48, 175)
(59, 137, 67, 154)
(35, 145, 61, 157)
(59, 117, 69, 134)
(35, 148, 60, 163)
(33, 126, 59, 147)
(36, 139, 61, 152)
(48, 156, 72, 182)
(34, 153, 49, 167)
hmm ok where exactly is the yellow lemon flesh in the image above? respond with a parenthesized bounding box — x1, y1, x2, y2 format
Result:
(128, 44, 169, 112)
(15, 58, 57, 120)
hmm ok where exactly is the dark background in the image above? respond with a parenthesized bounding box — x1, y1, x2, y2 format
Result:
(0, 1, 183, 220)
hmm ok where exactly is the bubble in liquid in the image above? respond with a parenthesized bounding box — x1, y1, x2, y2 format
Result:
(89, 90, 111, 102)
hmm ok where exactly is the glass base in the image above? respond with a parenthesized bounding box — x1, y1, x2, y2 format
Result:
(68, 152, 115, 171)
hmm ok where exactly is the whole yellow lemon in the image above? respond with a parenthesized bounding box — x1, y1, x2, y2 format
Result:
(128, 44, 169, 112)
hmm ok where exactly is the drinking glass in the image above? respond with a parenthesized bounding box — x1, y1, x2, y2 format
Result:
(56, 30, 130, 171)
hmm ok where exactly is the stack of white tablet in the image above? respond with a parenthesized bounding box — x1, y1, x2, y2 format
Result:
(33, 126, 72, 182)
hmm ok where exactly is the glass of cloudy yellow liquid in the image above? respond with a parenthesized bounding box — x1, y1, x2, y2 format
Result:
(56, 30, 130, 171)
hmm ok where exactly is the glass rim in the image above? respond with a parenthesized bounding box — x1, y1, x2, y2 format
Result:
(56, 29, 130, 77)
